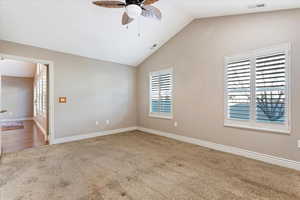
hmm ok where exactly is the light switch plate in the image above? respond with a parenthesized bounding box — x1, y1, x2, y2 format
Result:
(298, 140, 300, 148)
(59, 97, 67, 103)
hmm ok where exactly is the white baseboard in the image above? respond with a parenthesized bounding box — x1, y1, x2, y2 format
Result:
(33, 119, 47, 140)
(53, 126, 138, 145)
(48, 125, 300, 171)
(137, 127, 300, 171)
(1, 117, 33, 122)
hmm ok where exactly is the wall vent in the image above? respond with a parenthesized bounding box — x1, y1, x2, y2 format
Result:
(150, 44, 158, 50)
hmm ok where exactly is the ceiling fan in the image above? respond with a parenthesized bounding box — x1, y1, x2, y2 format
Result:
(93, 0, 162, 25)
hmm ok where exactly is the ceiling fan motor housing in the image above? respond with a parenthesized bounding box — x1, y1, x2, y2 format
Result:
(125, 0, 144, 5)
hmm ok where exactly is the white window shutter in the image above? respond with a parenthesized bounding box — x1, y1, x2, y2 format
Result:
(255, 53, 287, 124)
(150, 69, 173, 118)
(226, 59, 251, 120)
(159, 72, 172, 113)
(151, 74, 160, 113)
(224, 44, 290, 133)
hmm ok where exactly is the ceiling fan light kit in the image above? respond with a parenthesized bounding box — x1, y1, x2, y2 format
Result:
(126, 4, 142, 19)
(93, 0, 161, 25)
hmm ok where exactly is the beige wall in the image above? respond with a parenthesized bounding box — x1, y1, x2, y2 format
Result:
(1, 76, 34, 120)
(0, 40, 137, 139)
(137, 9, 300, 161)
(1, 9, 299, 161)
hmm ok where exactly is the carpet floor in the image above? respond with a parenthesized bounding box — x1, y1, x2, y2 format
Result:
(0, 131, 299, 200)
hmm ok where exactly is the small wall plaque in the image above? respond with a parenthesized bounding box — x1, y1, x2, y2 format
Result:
(59, 97, 67, 103)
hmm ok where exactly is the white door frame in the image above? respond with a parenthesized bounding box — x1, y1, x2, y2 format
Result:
(0, 53, 55, 145)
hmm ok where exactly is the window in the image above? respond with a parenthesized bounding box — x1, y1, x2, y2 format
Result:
(42, 69, 47, 116)
(34, 64, 48, 117)
(224, 44, 291, 133)
(149, 68, 173, 119)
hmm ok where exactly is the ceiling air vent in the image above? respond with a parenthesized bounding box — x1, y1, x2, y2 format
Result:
(150, 44, 158, 50)
(248, 3, 266, 9)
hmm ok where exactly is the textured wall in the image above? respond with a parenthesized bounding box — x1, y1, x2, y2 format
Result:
(137, 9, 300, 161)
(0, 40, 137, 139)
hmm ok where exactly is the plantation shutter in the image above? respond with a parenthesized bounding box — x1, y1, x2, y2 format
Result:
(150, 69, 173, 117)
(224, 44, 290, 133)
(38, 78, 43, 114)
(35, 64, 47, 117)
(151, 74, 160, 113)
(42, 69, 47, 116)
(159, 73, 172, 113)
(226, 59, 251, 120)
(255, 53, 287, 124)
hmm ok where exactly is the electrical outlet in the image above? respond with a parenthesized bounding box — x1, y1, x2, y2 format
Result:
(298, 140, 300, 148)
(174, 121, 178, 127)
(106, 120, 110, 125)
(95, 121, 99, 125)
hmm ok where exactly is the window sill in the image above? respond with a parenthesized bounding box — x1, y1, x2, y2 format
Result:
(149, 113, 173, 120)
(224, 121, 291, 135)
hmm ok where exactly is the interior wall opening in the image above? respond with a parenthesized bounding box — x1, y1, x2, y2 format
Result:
(0, 58, 50, 154)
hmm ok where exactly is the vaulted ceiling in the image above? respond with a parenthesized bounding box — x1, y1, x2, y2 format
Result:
(0, 0, 299, 66)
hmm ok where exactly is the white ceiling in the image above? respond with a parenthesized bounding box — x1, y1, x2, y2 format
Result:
(0, 59, 36, 78)
(177, 0, 300, 18)
(0, 0, 299, 66)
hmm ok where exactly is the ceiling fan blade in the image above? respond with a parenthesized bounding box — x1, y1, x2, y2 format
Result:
(122, 12, 134, 25)
(141, 5, 162, 20)
(93, 1, 126, 8)
(142, 0, 159, 5)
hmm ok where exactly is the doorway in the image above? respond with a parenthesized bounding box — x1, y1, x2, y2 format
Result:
(0, 54, 54, 155)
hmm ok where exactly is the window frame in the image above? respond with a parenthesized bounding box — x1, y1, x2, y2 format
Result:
(224, 43, 291, 134)
(149, 68, 173, 119)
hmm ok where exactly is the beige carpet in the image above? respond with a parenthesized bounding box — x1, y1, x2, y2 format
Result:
(0, 131, 299, 200)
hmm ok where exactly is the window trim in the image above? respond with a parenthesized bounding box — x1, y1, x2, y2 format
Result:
(224, 43, 291, 134)
(149, 68, 173, 119)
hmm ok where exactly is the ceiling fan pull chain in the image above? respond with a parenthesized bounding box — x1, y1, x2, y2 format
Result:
(138, 16, 141, 37)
